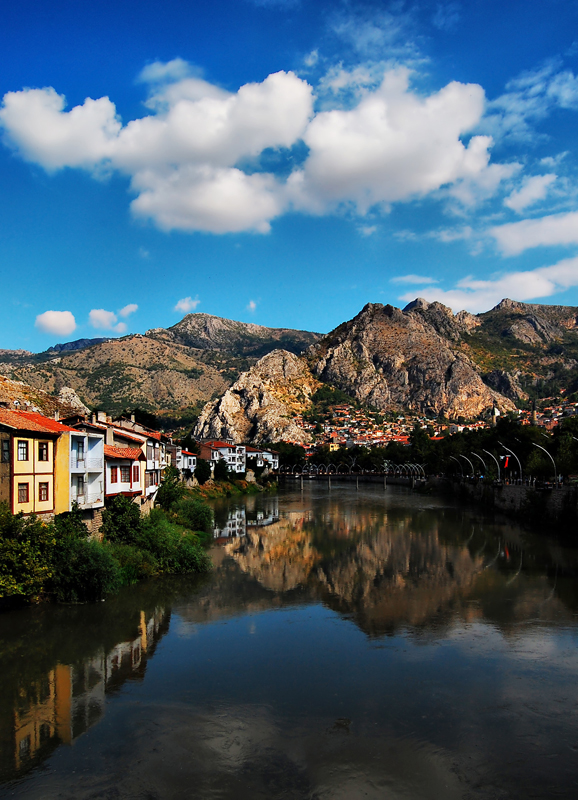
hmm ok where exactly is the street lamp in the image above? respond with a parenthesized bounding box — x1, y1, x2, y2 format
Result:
(499, 442, 523, 483)
(472, 452, 487, 476)
(531, 442, 558, 487)
(482, 449, 501, 482)
(449, 455, 464, 477)
(459, 454, 475, 477)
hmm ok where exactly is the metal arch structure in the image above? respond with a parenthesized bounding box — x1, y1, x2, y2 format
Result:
(459, 454, 475, 477)
(449, 455, 464, 477)
(531, 442, 558, 486)
(482, 449, 501, 481)
(471, 452, 487, 476)
(499, 442, 523, 482)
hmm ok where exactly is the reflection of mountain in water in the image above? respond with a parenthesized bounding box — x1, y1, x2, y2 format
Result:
(2, 606, 169, 780)
(213, 496, 577, 637)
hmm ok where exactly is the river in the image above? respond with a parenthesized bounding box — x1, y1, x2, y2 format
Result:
(1, 484, 577, 799)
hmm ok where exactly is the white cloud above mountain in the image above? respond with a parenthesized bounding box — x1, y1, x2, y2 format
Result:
(399, 255, 578, 313)
(490, 211, 578, 255)
(89, 308, 126, 333)
(35, 310, 76, 336)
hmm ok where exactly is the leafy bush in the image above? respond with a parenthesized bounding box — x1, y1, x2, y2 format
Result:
(49, 537, 121, 603)
(108, 543, 158, 585)
(0, 505, 55, 600)
(101, 494, 142, 544)
(194, 459, 211, 485)
(174, 497, 213, 533)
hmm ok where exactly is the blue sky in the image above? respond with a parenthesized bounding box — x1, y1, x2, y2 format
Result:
(2, 0, 578, 350)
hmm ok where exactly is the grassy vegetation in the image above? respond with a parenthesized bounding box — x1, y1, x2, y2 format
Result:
(0, 495, 212, 607)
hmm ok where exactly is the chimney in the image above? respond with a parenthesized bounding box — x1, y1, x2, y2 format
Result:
(130, 413, 136, 423)
(97, 411, 107, 423)
(91, 412, 97, 424)
(105, 426, 114, 446)
(531, 400, 537, 426)
(54, 409, 60, 421)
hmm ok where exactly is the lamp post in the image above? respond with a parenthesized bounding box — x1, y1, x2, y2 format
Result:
(482, 449, 501, 482)
(472, 452, 487, 476)
(449, 455, 464, 478)
(532, 442, 558, 487)
(500, 442, 523, 483)
(459, 454, 475, 478)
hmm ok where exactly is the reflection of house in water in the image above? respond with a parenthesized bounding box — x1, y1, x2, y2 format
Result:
(213, 499, 281, 540)
(11, 608, 168, 776)
(213, 508, 246, 540)
(247, 497, 280, 529)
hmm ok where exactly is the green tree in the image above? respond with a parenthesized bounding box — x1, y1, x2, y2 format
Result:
(213, 458, 230, 481)
(194, 459, 212, 485)
(156, 465, 186, 511)
(100, 495, 142, 544)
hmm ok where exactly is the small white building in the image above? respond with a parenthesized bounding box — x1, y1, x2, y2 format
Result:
(199, 440, 246, 474)
(104, 445, 145, 499)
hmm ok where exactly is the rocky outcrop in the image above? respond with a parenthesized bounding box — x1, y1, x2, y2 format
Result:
(150, 312, 320, 356)
(57, 386, 90, 415)
(308, 303, 514, 418)
(193, 350, 321, 444)
(482, 370, 528, 402)
(0, 374, 84, 417)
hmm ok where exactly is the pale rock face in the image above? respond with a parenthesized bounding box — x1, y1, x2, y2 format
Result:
(308, 303, 514, 418)
(194, 350, 321, 444)
(58, 386, 90, 415)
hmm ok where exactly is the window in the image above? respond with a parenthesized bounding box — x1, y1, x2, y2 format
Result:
(18, 483, 29, 504)
(1, 440, 9, 463)
(132, 465, 139, 483)
(76, 476, 85, 496)
(120, 466, 131, 483)
(38, 442, 48, 461)
(147, 444, 154, 461)
(110, 466, 118, 484)
(76, 440, 85, 461)
(38, 482, 49, 502)
(17, 441, 28, 461)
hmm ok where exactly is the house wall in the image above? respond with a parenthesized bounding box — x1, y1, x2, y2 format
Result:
(0, 431, 10, 505)
(54, 434, 71, 515)
(11, 436, 58, 515)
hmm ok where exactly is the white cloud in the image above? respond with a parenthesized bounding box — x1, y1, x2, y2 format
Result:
(398, 255, 578, 313)
(118, 303, 138, 318)
(89, 308, 126, 333)
(490, 211, 578, 255)
(432, 225, 473, 242)
(291, 69, 502, 214)
(359, 224, 377, 236)
(504, 174, 556, 213)
(0, 62, 518, 232)
(35, 310, 76, 336)
(391, 274, 438, 285)
(174, 296, 200, 313)
(247, 300, 257, 312)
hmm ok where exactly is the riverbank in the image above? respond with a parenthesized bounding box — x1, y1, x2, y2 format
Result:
(0, 494, 213, 608)
(191, 478, 277, 500)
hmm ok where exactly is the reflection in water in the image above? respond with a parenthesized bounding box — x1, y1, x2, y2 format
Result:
(1, 604, 169, 781)
(1, 485, 578, 799)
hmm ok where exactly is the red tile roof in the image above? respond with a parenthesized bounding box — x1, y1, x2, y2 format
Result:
(0, 408, 77, 434)
(113, 429, 145, 444)
(104, 445, 145, 460)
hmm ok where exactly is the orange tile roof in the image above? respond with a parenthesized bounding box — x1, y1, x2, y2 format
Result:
(0, 408, 77, 434)
(104, 445, 145, 460)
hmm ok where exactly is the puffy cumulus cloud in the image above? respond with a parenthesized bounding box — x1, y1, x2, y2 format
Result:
(130, 165, 283, 233)
(391, 274, 438, 284)
(504, 174, 556, 213)
(0, 69, 313, 234)
(292, 69, 501, 214)
(174, 296, 200, 313)
(89, 308, 126, 333)
(1, 62, 516, 232)
(119, 303, 138, 317)
(246, 300, 257, 312)
(398, 255, 578, 313)
(35, 310, 76, 336)
(0, 88, 120, 170)
(490, 211, 578, 255)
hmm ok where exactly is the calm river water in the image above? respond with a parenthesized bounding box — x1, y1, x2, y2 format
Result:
(1, 484, 578, 799)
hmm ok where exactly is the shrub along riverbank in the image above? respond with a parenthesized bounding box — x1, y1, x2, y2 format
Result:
(0, 494, 213, 607)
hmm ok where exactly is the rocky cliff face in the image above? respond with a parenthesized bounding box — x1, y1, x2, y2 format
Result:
(193, 350, 321, 444)
(149, 312, 320, 356)
(307, 302, 514, 418)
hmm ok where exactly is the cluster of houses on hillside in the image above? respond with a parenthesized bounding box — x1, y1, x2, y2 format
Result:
(0, 405, 278, 532)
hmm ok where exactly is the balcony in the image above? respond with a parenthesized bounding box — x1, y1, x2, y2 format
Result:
(72, 490, 103, 509)
(70, 456, 104, 472)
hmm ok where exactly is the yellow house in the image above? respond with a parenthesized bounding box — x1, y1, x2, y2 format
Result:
(0, 408, 76, 517)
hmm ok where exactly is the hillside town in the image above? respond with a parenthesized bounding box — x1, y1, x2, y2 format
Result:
(0, 404, 278, 533)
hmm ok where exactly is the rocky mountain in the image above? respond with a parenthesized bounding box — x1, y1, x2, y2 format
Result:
(47, 337, 111, 353)
(0, 315, 320, 423)
(194, 350, 320, 444)
(0, 374, 88, 417)
(148, 313, 320, 356)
